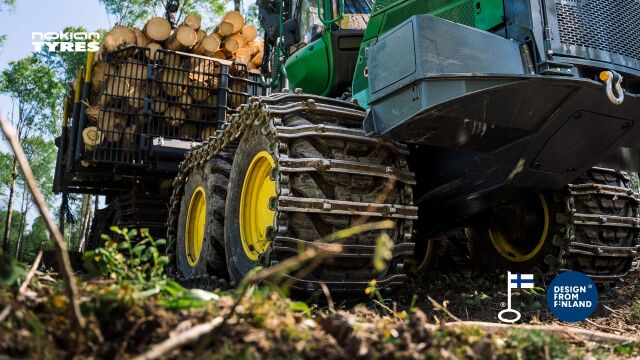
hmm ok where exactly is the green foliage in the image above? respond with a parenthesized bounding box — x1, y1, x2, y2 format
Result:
(98, 0, 231, 28)
(0, 210, 24, 255)
(83, 227, 168, 283)
(0, 249, 25, 287)
(0, 0, 15, 11)
(0, 34, 6, 53)
(627, 302, 640, 324)
(0, 55, 64, 138)
(502, 329, 571, 360)
(22, 217, 50, 263)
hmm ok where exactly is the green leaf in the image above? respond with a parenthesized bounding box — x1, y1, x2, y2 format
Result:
(289, 301, 311, 316)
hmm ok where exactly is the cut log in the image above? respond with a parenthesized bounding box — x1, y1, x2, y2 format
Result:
(166, 26, 198, 51)
(143, 17, 172, 42)
(128, 85, 146, 109)
(122, 125, 138, 150)
(84, 103, 100, 124)
(162, 69, 188, 97)
(146, 43, 163, 59)
(132, 28, 151, 47)
(251, 51, 263, 68)
(82, 127, 104, 151)
(250, 51, 263, 67)
(234, 47, 253, 65)
(187, 106, 204, 121)
(164, 106, 186, 127)
(104, 77, 131, 98)
(97, 112, 125, 142)
(91, 62, 116, 91)
(179, 124, 197, 139)
(216, 21, 234, 37)
(189, 81, 210, 102)
(151, 98, 168, 114)
(224, 34, 247, 53)
(241, 25, 258, 42)
(189, 60, 218, 82)
(212, 50, 227, 60)
(179, 94, 193, 110)
(195, 29, 207, 46)
(182, 14, 202, 31)
(102, 25, 137, 53)
(194, 33, 221, 55)
(201, 127, 216, 139)
(118, 60, 149, 82)
(223, 11, 245, 34)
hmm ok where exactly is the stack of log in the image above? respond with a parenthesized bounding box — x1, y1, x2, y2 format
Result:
(80, 12, 262, 156)
(100, 12, 263, 70)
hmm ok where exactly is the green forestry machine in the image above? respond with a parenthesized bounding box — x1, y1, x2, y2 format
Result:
(55, 0, 640, 292)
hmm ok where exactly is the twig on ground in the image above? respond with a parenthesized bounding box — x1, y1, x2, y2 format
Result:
(319, 281, 335, 313)
(131, 316, 224, 360)
(0, 114, 85, 330)
(373, 300, 404, 324)
(585, 319, 625, 334)
(17, 250, 43, 297)
(435, 321, 639, 345)
(428, 296, 462, 322)
(0, 250, 43, 322)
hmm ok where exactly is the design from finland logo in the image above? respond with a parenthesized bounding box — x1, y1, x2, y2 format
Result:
(498, 271, 535, 323)
(547, 271, 598, 322)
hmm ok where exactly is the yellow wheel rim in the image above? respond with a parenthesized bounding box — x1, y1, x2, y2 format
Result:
(240, 151, 276, 261)
(417, 240, 434, 271)
(185, 186, 207, 267)
(488, 193, 550, 262)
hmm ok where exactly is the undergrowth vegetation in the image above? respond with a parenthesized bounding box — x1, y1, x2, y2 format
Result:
(0, 227, 638, 359)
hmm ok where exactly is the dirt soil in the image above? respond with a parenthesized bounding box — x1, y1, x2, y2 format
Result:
(1, 267, 639, 359)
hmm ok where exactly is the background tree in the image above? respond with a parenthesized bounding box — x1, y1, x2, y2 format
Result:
(11, 136, 56, 260)
(0, 55, 63, 252)
(98, 0, 230, 28)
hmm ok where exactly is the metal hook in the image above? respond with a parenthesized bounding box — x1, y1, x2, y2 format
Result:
(600, 70, 625, 105)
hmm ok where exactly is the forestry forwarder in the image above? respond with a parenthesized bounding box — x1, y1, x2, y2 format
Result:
(168, 0, 640, 292)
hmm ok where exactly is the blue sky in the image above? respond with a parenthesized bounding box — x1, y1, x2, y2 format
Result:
(0, 0, 112, 149)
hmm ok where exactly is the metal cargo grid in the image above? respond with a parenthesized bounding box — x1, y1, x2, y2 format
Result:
(86, 46, 263, 168)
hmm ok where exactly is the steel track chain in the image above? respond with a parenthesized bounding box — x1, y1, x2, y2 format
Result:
(166, 91, 418, 292)
(553, 168, 640, 283)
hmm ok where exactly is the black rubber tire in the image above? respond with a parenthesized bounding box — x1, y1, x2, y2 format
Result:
(224, 132, 272, 283)
(174, 153, 232, 280)
(563, 169, 639, 280)
(469, 191, 565, 279)
(469, 168, 640, 284)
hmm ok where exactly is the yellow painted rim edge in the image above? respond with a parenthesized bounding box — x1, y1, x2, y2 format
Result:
(239, 151, 276, 262)
(185, 186, 206, 267)
(489, 193, 550, 263)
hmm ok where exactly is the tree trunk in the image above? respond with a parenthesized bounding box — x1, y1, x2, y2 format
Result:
(15, 191, 29, 261)
(2, 157, 17, 253)
(234, 0, 241, 11)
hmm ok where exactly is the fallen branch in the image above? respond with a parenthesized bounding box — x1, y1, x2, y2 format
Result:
(434, 321, 639, 345)
(0, 250, 43, 322)
(0, 114, 85, 330)
(428, 296, 462, 322)
(131, 317, 224, 360)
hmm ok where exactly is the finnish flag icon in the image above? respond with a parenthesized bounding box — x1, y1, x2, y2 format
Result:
(509, 272, 535, 289)
(498, 271, 535, 323)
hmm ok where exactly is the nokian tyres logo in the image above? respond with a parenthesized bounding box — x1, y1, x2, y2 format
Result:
(32, 32, 101, 52)
(547, 271, 598, 322)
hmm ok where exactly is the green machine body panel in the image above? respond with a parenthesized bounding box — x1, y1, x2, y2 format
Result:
(283, 0, 504, 99)
(285, 33, 332, 95)
(352, 0, 505, 107)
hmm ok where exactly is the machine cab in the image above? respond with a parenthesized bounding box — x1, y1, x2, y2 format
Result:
(284, 0, 372, 96)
